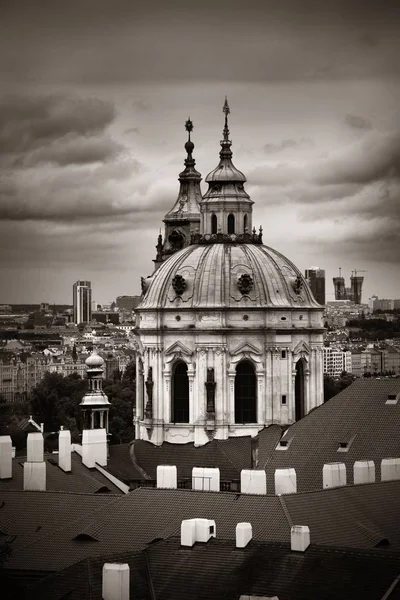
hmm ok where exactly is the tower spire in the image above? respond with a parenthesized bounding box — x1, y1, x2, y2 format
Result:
(153, 117, 202, 269)
(223, 97, 230, 141)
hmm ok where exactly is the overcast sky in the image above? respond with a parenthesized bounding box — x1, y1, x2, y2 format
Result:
(1, 0, 399, 304)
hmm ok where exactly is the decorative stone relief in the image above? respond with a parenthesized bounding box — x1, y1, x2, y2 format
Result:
(172, 274, 187, 296)
(237, 273, 254, 295)
(292, 275, 304, 295)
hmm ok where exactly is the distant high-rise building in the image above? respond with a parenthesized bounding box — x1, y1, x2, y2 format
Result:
(73, 281, 92, 324)
(333, 269, 365, 304)
(305, 267, 325, 306)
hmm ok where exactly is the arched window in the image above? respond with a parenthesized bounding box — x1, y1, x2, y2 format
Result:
(211, 214, 218, 234)
(235, 360, 257, 423)
(227, 214, 235, 234)
(243, 214, 248, 232)
(172, 361, 189, 423)
(295, 359, 305, 421)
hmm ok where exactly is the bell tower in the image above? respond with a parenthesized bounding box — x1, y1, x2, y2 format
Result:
(153, 119, 202, 269)
(200, 98, 254, 237)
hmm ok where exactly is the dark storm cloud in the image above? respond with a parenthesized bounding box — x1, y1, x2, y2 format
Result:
(249, 131, 400, 192)
(1, 0, 399, 84)
(0, 93, 153, 222)
(315, 132, 400, 186)
(344, 114, 372, 131)
(0, 95, 116, 154)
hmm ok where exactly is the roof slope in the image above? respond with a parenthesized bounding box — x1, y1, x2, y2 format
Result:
(5, 480, 400, 573)
(0, 452, 124, 494)
(130, 436, 254, 481)
(263, 379, 400, 492)
(28, 538, 400, 600)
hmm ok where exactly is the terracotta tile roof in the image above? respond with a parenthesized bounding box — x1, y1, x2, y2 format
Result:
(6, 480, 400, 574)
(263, 379, 400, 492)
(0, 452, 124, 495)
(28, 537, 400, 600)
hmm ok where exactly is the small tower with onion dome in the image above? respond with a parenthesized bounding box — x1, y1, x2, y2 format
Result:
(80, 350, 111, 432)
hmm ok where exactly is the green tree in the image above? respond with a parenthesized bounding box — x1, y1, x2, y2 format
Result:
(30, 372, 87, 438)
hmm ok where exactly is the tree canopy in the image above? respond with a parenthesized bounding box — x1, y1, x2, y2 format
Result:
(28, 361, 136, 445)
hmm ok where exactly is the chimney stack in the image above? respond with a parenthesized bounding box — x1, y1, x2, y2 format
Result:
(58, 428, 72, 472)
(102, 563, 130, 600)
(181, 518, 216, 547)
(157, 465, 177, 489)
(240, 470, 267, 495)
(24, 432, 46, 491)
(381, 458, 400, 482)
(291, 525, 310, 552)
(192, 467, 220, 491)
(236, 523, 252, 548)
(323, 463, 346, 489)
(274, 468, 297, 495)
(353, 460, 375, 485)
(0, 436, 12, 479)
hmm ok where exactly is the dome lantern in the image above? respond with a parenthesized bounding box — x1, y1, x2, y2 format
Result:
(200, 98, 254, 238)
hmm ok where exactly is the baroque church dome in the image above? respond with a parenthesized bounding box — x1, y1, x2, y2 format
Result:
(140, 242, 320, 310)
(134, 99, 324, 447)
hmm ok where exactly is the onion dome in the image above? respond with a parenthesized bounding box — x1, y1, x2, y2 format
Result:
(85, 349, 105, 369)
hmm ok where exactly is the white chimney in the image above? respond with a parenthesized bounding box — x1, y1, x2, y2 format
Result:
(0, 436, 12, 479)
(240, 470, 266, 495)
(82, 429, 107, 468)
(192, 467, 220, 491)
(24, 432, 46, 491)
(102, 563, 130, 600)
(27, 432, 44, 462)
(58, 428, 72, 472)
(181, 518, 216, 547)
(323, 463, 346, 488)
(381, 458, 400, 482)
(274, 468, 297, 495)
(236, 523, 252, 548)
(353, 460, 375, 484)
(291, 525, 310, 552)
(156, 465, 177, 489)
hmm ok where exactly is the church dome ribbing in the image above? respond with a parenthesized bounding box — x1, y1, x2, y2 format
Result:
(139, 243, 320, 310)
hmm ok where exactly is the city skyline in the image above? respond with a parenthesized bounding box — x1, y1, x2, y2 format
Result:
(1, 0, 399, 303)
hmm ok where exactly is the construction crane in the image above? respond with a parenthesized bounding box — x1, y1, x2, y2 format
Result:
(351, 269, 367, 277)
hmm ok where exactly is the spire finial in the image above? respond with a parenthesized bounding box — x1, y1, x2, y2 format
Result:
(185, 117, 193, 141)
(222, 97, 230, 142)
(184, 117, 195, 158)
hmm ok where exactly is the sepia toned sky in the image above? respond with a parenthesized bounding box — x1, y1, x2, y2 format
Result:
(1, 0, 399, 304)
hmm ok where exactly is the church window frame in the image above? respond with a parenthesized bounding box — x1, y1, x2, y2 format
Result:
(227, 214, 235, 234)
(234, 359, 257, 424)
(171, 359, 190, 423)
(243, 214, 248, 232)
(211, 214, 218, 234)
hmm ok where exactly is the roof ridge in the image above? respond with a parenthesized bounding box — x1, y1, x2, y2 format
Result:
(215, 439, 245, 473)
(130, 441, 152, 480)
(278, 495, 293, 527)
